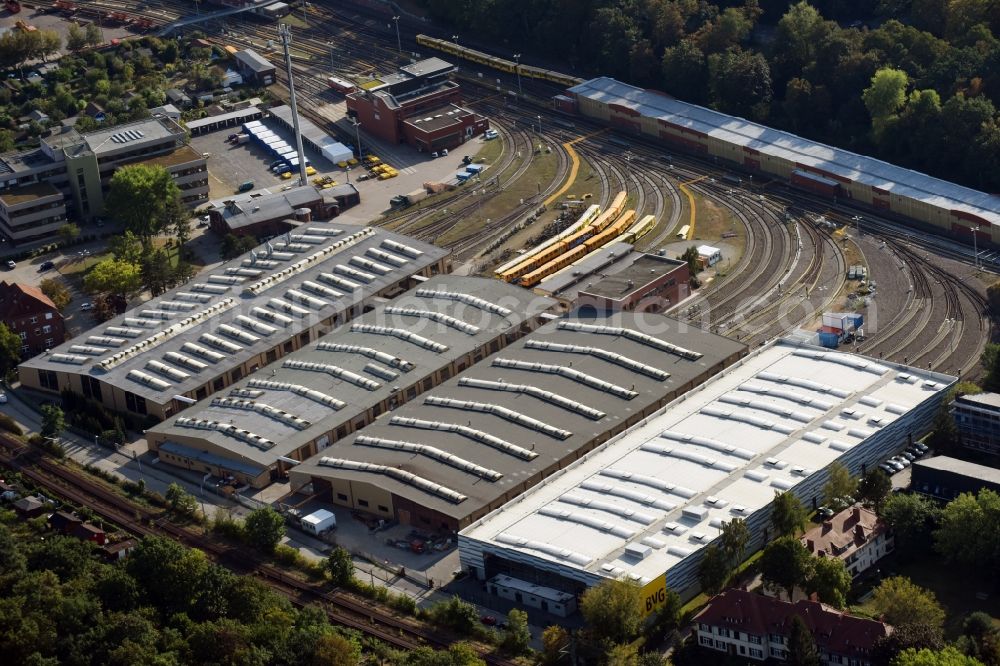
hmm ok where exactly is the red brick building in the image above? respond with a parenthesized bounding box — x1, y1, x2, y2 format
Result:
(576, 253, 690, 313)
(0, 281, 65, 358)
(346, 58, 488, 150)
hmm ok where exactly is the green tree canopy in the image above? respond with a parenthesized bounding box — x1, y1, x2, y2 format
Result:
(0, 322, 21, 375)
(891, 646, 985, 666)
(882, 492, 940, 557)
(39, 278, 71, 312)
(863, 67, 910, 132)
(788, 614, 821, 666)
(326, 546, 354, 587)
(805, 556, 852, 608)
(871, 576, 946, 630)
(164, 482, 198, 517)
(83, 258, 141, 299)
(771, 490, 808, 537)
(857, 468, 893, 511)
(104, 164, 181, 244)
(40, 404, 65, 439)
(244, 507, 285, 553)
(761, 536, 813, 600)
(698, 544, 731, 595)
(823, 462, 859, 509)
(580, 578, 645, 645)
(501, 608, 532, 656)
(934, 489, 1000, 572)
(720, 517, 750, 565)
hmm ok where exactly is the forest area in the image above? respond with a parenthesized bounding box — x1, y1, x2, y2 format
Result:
(417, 0, 1000, 192)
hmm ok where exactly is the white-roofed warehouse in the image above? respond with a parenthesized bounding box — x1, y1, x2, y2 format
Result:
(458, 340, 954, 608)
(289, 312, 747, 532)
(569, 76, 1000, 244)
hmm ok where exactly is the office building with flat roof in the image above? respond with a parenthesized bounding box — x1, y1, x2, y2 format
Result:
(289, 313, 747, 531)
(19, 225, 448, 420)
(459, 341, 953, 603)
(951, 392, 1000, 456)
(145, 276, 557, 487)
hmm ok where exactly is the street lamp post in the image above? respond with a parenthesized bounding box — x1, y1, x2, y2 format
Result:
(537, 115, 542, 135)
(852, 215, 863, 237)
(452, 34, 459, 46)
(972, 225, 980, 270)
(352, 119, 363, 162)
(392, 16, 402, 53)
(513, 53, 523, 96)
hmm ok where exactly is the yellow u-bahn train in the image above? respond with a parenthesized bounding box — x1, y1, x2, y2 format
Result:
(520, 209, 637, 287)
(494, 204, 600, 278)
(498, 192, 627, 283)
(416, 34, 584, 89)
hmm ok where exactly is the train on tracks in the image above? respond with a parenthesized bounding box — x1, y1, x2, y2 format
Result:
(416, 34, 583, 89)
(497, 192, 627, 282)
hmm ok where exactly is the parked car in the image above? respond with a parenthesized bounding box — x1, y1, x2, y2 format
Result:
(441, 148, 449, 156)
(889, 456, 910, 468)
(480, 615, 497, 626)
(484, 129, 499, 140)
(5, 260, 14, 269)
(884, 459, 905, 472)
(879, 463, 897, 475)
(38, 260, 54, 271)
(911, 442, 929, 454)
(816, 506, 835, 520)
(0, 392, 7, 404)
(899, 451, 916, 462)
(430, 151, 439, 158)
(79, 302, 95, 311)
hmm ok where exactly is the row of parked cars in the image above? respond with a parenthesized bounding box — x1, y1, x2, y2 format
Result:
(879, 441, 930, 475)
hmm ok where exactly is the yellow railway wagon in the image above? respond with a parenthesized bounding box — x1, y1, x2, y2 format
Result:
(589, 191, 628, 233)
(494, 204, 600, 277)
(583, 210, 636, 250)
(621, 214, 656, 244)
(520, 244, 591, 288)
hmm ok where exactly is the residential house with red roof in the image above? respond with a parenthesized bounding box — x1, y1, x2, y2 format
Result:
(802, 505, 893, 578)
(694, 589, 890, 665)
(0, 280, 65, 357)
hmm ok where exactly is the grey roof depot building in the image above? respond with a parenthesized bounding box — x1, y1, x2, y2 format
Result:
(19, 225, 448, 421)
(145, 276, 557, 488)
(289, 312, 747, 532)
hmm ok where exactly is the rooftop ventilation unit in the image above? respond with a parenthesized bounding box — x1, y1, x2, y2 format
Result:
(207, 275, 245, 286)
(225, 267, 265, 278)
(139, 310, 174, 320)
(304, 226, 344, 237)
(316, 457, 467, 503)
(363, 363, 398, 381)
(190, 283, 230, 295)
(384, 306, 480, 334)
(200, 333, 242, 354)
(538, 506, 637, 538)
(333, 264, 375, 283)
(699, 405, 797, 434)
(355, 435, 502, 481)
(267, 298, 310, 317)
(282, 360, 381, 391)
(284, 288, 328, 310)
(492, 358, 637, 399)
(558, 492, 656, 524)
(173, 292, 214, 304)
(640, 441, 739, 472)
(104, 326, 143, 338)
(146, 359, 189, 382)
(163, 351, 208, 372)
(158, 301, 198, 312)
(659, 430, 755, 460)
(127, 369, 171, 391)
(175, 416, 276, 450)
(250, 307, 294, 327)
(366, 247, 409, 266)
(349, 255, 392, 275)
(457, 378, 605, 420)
(600, 467, 697, 498)
(316, 272, 358, 291)
(68, 345, 108, 356)
(289, 234, 327, 245)
(247, 378, 345, 409)
(181, 342, 226, 363)
(524, 339, 669, 380)
(121, 317, 159, 329)
(350, 324, 448, 353)
(754, 371, 852, 398)
(86, 335, 126, 347)
(579, 479, 676, 511)
(210, 397, 311, 430)
(389, 415, 537, 460)
(380, 238, 423, 258)
(792, 348, 889, 375)
(242, 228, 376, 295)
(317, 343, 415, 371)
(413, 288, 513, 316)
(51, 353, 89, 365)
(494, 533, 592, 567)
(300, 280, 342, 300)
(424, 395, 571, 439)
(737, 382, 835, 410)
(557, 321, 702, 360)
(717, 394, 813, 423)
(217, 324, 259, 345)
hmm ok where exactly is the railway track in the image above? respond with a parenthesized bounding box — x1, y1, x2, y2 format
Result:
(0, 435, 514, 666)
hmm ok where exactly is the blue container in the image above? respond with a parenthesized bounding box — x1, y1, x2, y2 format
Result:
(818, 331, 839, 349)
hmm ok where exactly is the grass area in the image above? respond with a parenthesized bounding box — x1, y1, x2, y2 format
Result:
(688, 191, 745, 278)
(56, 250, 113, 292)
(850, 554, 1000, 638)
(435, 149, 560, 248)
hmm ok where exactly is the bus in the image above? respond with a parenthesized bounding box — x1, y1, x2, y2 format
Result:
(676, 224, 690, 239)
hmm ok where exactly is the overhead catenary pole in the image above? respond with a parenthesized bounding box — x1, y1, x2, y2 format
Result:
(513, 53, 523, 96)
(279, 23, 309, 188)
(392, 15, 402, 53)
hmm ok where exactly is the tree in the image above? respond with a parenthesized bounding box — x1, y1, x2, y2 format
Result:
(103, 164, 181, 245)
(934, 490, 1000, 572)
(66, 23, 87, 51)
(644, 587, 682, 644)
(541, 625, 570, 665)
(40, 404, 65, 439)
(874, 622, 947, 664)
(39, 278, 70, 312)
(140, 249, 172, 297)
(220, 233, 259, 260)
(720, 517, 750, 565)
(771, 491, 808, 537)
(881, 493, 939, 557)
(428, 595, 479, 635)
(126, 535, 209, 611)
(871, 577, 946, 630)
(165, 198, 191, 248)
(244, 506, 285, 553)
(661, 40, 708, 103)
(988, 280, 1000, 318)
(983, 344, 1000, 392)
(84, 22, 102, 47)
(0, 322, 22, 375)
(788, 614, 821, 666)
(325, 547, 354, 587)
(863, 67, 910, 133)
(806, 557, 852, 608)
(858, 468, 893, 512)
(109, 231, 143, 264)
(680, 246, 702, 275)
(760, 536, 813, 600)
(58, 223, 80, 245)
(891, 647, 986, 666)
(500, 609, 531, 656)
(312, 631, 361, 666)
(580, 579, 644, 645)
(708, 48, 773, 120)
(698, 545, 731, 595)
(164, 482, 197, 517)
(83, 258, 141, 300)
(823, 462, 859, 509)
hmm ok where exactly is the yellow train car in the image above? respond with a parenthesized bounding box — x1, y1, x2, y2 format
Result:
(615, 214, 656, 245)
(583, 210, 636, 251)
(589, 191, 628, 233)
(520, 244, 590, 288)
(416, 34, 516, 74)
(494, 204, 600, 277)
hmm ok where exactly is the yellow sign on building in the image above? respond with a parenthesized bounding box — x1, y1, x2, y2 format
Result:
(641, 573, 668, 616)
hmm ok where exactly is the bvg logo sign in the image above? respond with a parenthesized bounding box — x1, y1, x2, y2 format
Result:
(641, 574, 668, 616)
